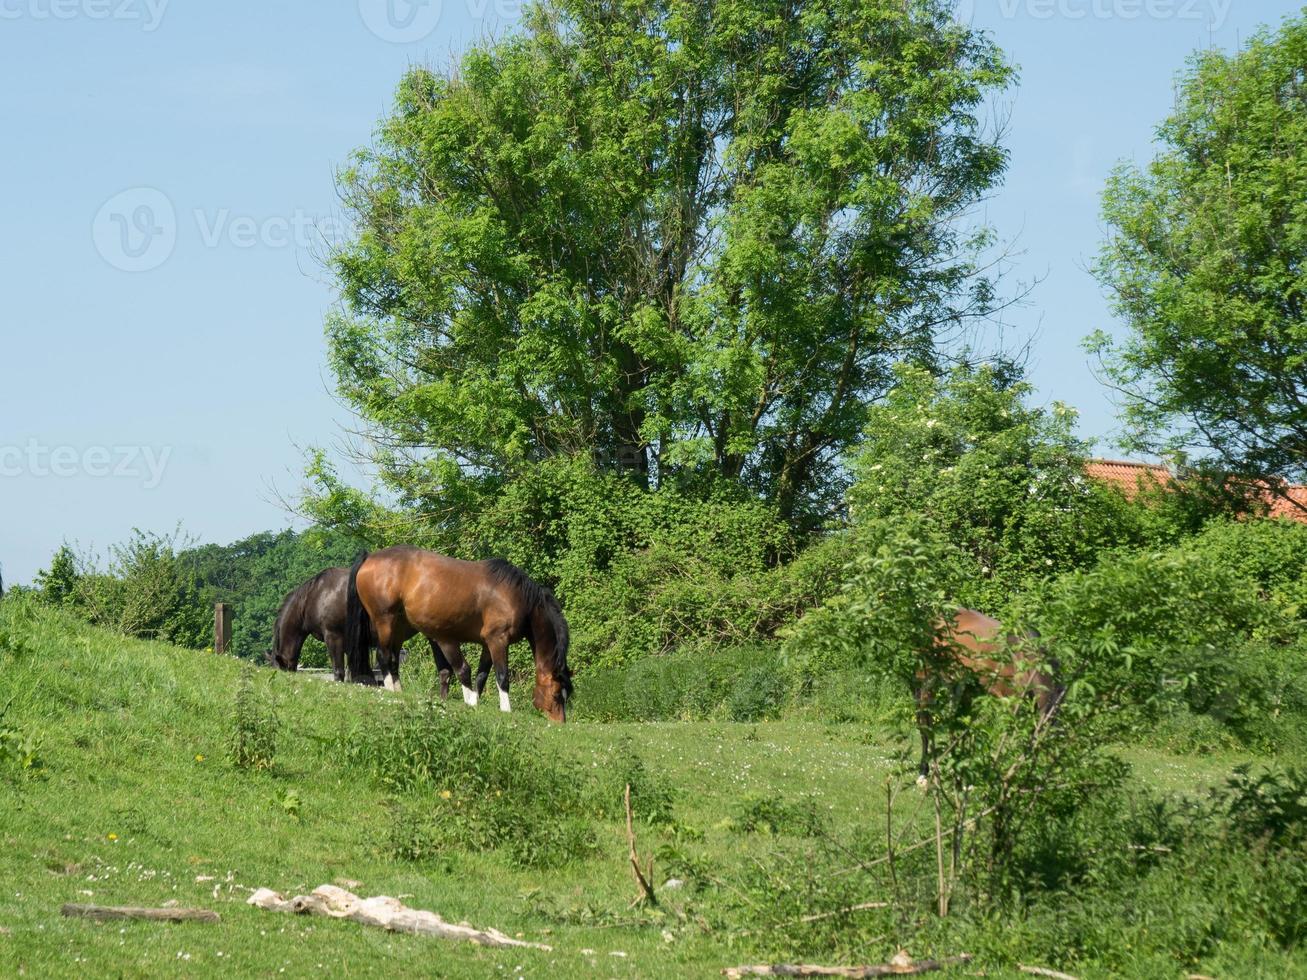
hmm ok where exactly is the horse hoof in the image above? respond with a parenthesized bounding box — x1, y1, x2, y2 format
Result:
(915, 774, 929, 790)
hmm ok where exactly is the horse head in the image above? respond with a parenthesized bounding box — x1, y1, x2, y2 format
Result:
(530, 587, 572, 723)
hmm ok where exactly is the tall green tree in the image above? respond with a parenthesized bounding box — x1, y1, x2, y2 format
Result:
(324, 0, 1013, 530)
(1091, 13, 1307, 502)
(848, 362, 1145, 610)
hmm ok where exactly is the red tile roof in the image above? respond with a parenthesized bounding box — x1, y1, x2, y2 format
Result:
(1085, 458, 1307, 523)
(1084, 459, 1172, 499)
(1268, 485, 1307, 521)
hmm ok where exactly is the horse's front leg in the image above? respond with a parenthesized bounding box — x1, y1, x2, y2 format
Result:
(484, 635, 511, 713)
(915, 683, 932, 788)
(474, 646, 492, 703)
(435, 640, 476, 706)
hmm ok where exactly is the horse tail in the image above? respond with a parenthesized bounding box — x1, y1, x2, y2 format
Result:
(344, 551, 374, 684)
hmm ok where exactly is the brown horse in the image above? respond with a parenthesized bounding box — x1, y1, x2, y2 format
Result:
(267, 565, 456, 695)
(916, 608, 1062, 781)
(343, 546, 572, 722)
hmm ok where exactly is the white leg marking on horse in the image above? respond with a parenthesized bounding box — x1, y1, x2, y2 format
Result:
(390, 677, 401, 693)
(461, 685, 478, 707)
(915, 774, 929, 790)
(382, 674, 395, 692)
(498, 688, 511, 713)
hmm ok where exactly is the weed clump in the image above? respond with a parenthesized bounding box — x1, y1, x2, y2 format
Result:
(230, 666, 278, 771)
(342, 698, 595, 868)
(0, 701, 42, 777)
(730, 795, 826, 838)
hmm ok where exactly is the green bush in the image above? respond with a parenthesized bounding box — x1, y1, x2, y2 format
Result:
(571, 643, 792, 722)
(43, 530, 210, 648)
(782, 515, 966, 691)
(34, 545, 79, 607)
(849, 363, 1162, 611)
(339, 697, 596, 868)
(725, 763, 1307, 973)
(313, 453, 857, 672)
(1027, 549, 1305, 748)
(608, 739, 678, 827)
(1176, 518, 1307, 616)
(727, 665, 787, 722)
(730, 795, 826, 837)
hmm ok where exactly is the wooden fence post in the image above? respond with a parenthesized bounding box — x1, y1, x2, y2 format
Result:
(214, 603, 232, 656)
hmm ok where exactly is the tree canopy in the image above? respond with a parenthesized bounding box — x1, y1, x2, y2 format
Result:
(324, 0, 1013, 531)
(1091, 12, 1307, 500)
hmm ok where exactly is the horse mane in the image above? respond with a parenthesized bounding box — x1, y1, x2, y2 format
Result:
(484, 558, 572, 695)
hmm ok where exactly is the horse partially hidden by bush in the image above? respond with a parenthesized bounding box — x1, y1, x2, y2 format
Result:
(268, 565, 456, 694)
(916, 608, 1063, 781)
(343, 546, 573, 722)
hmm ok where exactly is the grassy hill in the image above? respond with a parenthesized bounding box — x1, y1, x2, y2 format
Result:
(0, 598, 1300, 978)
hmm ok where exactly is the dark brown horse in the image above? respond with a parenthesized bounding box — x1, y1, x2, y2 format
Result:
(343, 547, 572, 722)
(268, 565, 456, 694)
(916, 608, 1062, 781)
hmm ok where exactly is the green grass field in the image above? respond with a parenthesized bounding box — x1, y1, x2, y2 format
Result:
(0, 600, 1296, 978)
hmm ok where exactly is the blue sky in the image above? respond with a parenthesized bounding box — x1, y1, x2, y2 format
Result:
(0, 0, 1300, 585)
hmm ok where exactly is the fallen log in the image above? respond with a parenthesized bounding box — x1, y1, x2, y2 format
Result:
(722, 951, 972, 978)
(247, 884, 551, 950)
(1019, 967, 1079, 980)
(61, 904, 219, 924)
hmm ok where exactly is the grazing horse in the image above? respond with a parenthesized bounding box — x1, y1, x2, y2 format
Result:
(343, 546, 572, 722)
(268, 565, 456, 694)
(916, 608, 1063, 781)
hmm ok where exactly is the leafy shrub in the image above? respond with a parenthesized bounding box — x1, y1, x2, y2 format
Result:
(1026, 549, 1305, 747)
(0, 702, 42, 777)
(730, 795, 826, 837)
(1215, 764, 1307, 850)
(572, 643, 792, 722)
(51, 529, 210, 648)
(782, 515, 965, 690)
(230, 666, 278, 771)
(340, 697, 595, 868)
(728, 665, 787, 722)
(849, 363, 1161, 610)
(608, 739, 678, 827)
(312, 453, 858, 672)
(34, 544, 79, 606)
(1175, 518, 1307, 616)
